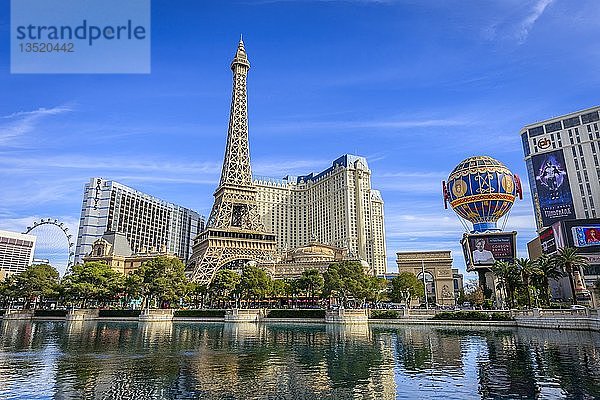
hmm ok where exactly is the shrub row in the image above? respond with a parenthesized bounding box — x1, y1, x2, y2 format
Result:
(266, 309, 326, 319)
(174, 309, 226, 318)
(0, 309, 5, 316)
(432, 311, 514, 321)
(34, 309, 67, 317)
(98, 309, 142, 318)
(370, 310, 401, 319)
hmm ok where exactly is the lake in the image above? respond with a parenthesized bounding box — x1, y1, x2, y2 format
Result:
(0, 320, 599, 399)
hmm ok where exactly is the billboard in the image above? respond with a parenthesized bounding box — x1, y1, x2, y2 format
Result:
(539, 226, 557, 255)
(571, 225, 600, 248)
(531, 150, 575, 227)
(462, 232, 517, 271)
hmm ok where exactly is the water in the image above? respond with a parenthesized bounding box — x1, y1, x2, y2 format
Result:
(1, 320, 599, 399)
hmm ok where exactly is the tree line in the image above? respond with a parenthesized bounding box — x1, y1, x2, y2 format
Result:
(0, 258, 427, 310)
(492, 247, 592, 308)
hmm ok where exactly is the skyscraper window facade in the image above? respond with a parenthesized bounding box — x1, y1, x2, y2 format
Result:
(74, 178, 203, 264)
(254, 154, 387, 276)
(0, 230, 36, 275)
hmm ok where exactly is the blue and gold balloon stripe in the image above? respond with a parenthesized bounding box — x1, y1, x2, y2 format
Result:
(447, 173, 516, 200)
(452, 198, 514, 223)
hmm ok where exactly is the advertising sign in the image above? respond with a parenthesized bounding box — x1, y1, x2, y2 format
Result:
(539, 226, 557, 254)
(462, 232, 517, 271)
(571, 225, 600, 248)
(531, 150, 575, 227)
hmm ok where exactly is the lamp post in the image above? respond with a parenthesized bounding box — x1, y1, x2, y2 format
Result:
(422, 260, 428, 310)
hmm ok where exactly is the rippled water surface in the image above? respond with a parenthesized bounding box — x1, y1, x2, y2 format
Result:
(1, 320, 599, 399)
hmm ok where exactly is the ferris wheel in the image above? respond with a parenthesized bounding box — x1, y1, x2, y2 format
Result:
(24, 218, 75, 275)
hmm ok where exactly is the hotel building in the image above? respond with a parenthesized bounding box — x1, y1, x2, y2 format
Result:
(0, 230, 36, 276)
(74, 178, 203, 264)
(254, 154, 387, 276)
(520, 105, 600, 231)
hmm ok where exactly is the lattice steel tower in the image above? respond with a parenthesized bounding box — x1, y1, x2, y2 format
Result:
(188, 39, 277, 283)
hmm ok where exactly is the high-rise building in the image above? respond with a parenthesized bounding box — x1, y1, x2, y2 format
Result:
(0, 229, 36, 276)
(74, 178, 202, 264)
(254, 155, 387, 276)
(520, 106, 600, 231)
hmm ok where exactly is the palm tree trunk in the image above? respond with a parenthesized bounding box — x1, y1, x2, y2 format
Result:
(543, 278, 551, 306)
(567, 268, 577, 305)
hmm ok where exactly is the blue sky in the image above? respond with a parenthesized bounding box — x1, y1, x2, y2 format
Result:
(1, 0, 599, 276)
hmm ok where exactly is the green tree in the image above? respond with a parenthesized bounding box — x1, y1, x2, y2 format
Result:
(62, 262, 124, 307)
(209, 269, 241, 307)
(553, 247, 589, 305)
(492, 261, 521, 309)
(466, 286, 484, 307)
(297, 268, 324, 304)
(389, 272, 424, 305)
(369, 276, 389, 303)
(0, 274, 17, 307)
(270, 279, 288, 297)
(130, 256, 188, 308)
(531, 254, 563, 306)
(239, 265, 272, 305)
(185, 281, 208, 308)
(11, 264, 60, 308)
(516, 258, 535, 309)
(322, 261, 374, 307)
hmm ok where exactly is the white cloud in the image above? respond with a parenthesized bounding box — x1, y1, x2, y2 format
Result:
(0, 106, 72, 145)
(257, 116, 473, 134)
(484, 0, 553, 44)
(517, 0, 553, 43)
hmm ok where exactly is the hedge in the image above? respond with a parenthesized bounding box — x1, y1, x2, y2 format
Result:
(98, 309, 142, 318)
(266, 309, 326, 319)
(34, 309, 67, 317)
(0, 309, 5, 316)
(174, 309, 226, 318)
(432, 311, 513, 321)
(370, 310, 401, 319)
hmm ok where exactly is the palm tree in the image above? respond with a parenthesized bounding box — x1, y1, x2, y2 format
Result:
(492, 261, 521, 309)
(515, 258, 535, 309)
(531, 254, 563, 306)
(553, 247, 589, 305)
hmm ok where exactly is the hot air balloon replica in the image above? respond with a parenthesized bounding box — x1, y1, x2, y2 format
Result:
(442, 156, 523, 303)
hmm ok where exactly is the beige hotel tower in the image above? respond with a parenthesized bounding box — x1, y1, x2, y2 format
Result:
(254, 156, 387, 276)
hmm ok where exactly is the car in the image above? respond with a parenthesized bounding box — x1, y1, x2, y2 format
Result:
(570, 305, 586, 310)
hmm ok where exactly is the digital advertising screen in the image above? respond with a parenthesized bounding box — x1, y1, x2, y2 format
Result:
(571, 225, 600, 248)
(462, 232, 517, 271)
(531, 150, 575, 227)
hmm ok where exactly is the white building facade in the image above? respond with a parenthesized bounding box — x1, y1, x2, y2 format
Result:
(253, 154, 387, 276)
(0, 230, 36, 275)
(74, 178, 203, 264)
(521, 106, 600, 231)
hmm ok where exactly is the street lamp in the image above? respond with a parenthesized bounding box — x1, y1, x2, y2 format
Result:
(422, 260, 429, 310)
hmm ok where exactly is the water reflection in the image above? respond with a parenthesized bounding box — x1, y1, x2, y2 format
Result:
(0, 320, 599, 399)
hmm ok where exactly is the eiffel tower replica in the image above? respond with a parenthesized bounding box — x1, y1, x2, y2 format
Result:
(188, 38, 277, 284)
